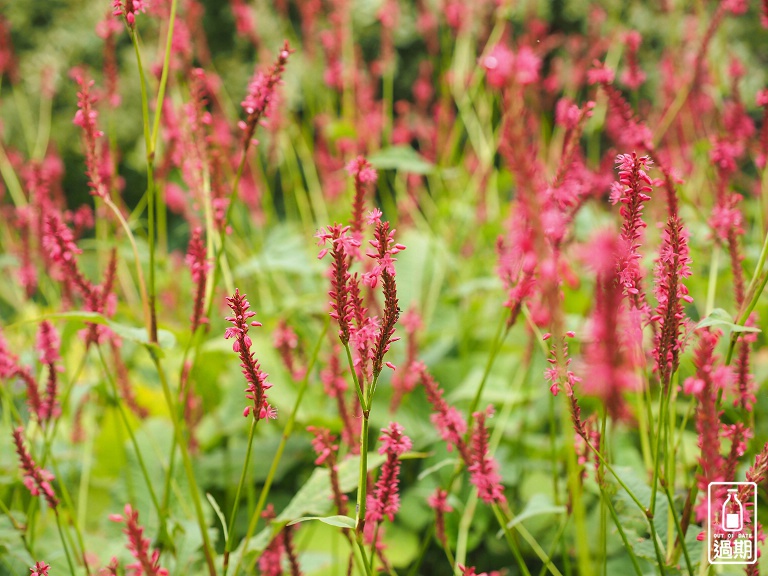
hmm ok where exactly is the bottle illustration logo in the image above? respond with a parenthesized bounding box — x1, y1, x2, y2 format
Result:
(708, 482, 757, 565)
(722, 489, 743, 532)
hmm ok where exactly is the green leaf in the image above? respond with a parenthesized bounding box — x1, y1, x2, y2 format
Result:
(501, 494, 567, 532)
(233, 452, 388, 562)
(697, 308, 761, 334)
(206, 493, 229, 542)
(367, 146, 435, 174)
(417, 457, 458, 481)
(287, 515, 356, 529)
(22, 311, 176, 354)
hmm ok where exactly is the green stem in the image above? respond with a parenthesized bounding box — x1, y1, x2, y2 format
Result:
(54, 511, 76, 575)
(662, 482, 694, 576)
(223, 416, 259, 575)
(582, 438, 648, 517)
(95, 345, 163, 520)
(601, 491, 643, 576)
(129, 27, 158, 343)
(0, 143, 27, 207)
(356, 414, 370, 533)
(150, 0, 178, 152)
(466, 313, 509, 426)
(149, 351, 217, 576)
(343, 342, 365, 409)
(492, 504, 532, 576)
(354, 535, 374, 576)
(234, 320, 328, 575)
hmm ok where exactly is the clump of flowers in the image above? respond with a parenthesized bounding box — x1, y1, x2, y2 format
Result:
(239, 41, 292, 152)
(347, 156, 378, 244)
(611, 153, 653, 315)
(224, 289, 275, 420)
(72, 70, 107, 199)
(185, 227, 209, 332)
(109, 504, 168, 576)
(112, 0, 148, 26)
(29, 561, 50, 576)
(468, 407, 506, 504)
(365, 422, 412, 540)
(12, 427, 58, 509)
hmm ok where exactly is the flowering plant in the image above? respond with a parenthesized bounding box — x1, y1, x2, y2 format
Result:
(0, 1, 768, 575)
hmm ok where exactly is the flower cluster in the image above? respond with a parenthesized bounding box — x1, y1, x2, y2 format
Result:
(42, 213, 115, 344)
(224, 289, 275, 420)
(543, 331, 580, 397)
(621, 31, 646, 90)
(72, 71, 108, 199)
(427, 489, 452, 547)
(29, 562, 50, 576)
(239, 41, 292, 151)
(347, 156, 378, 243)
(308, 426, 348, 515)
(12, 427, 58, 509)
(652, 215, 693, 385)
(185, 227, 209, 332)
(418, 362, 471, 464)
(365, 422, 412, 539)
(365, 211, 404, 377)
(36, 321, 62, 423)
(612, 153, 653, 314)
(316, 224, 359, 344)
(318, 206, 405, 386)
(110, 504, 168, 576)
(112, 0, 148, 26)
(469, 408, 506, 504)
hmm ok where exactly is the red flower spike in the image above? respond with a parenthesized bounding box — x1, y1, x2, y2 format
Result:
(366, 217, 404, 377)
(417, 363, 472, 465)
(12, 427, 58, 509)
(317, 224, 359, 344)
(112, 0, 148, 26)
(469, 408, 506, 505)
(110, 504, 168, 576)
(651, 215, 693, 386)
(224, 289, 275, 421)
(347, 156, 378, 247)
(29, 561, 50, 576)
(365, 422, 412, 541)
(185, 228, 210, 332)
(428, 488, 452, 546)
(239, 41, 292, 153)
(72, 71, 108, 199)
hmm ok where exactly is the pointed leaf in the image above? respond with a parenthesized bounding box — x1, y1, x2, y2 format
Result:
(287, 515, 356, 529)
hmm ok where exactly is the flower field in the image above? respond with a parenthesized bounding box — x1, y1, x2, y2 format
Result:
(1, 0, 768, 574)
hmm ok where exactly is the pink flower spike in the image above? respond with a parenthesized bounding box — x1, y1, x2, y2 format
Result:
(12, 427, 58, 509)
(113, 0, 147, 26)
(587, 61, 615, 85)
(71, 71, 108, 199)
(469, 407, 506, 504)
(366, 422, 412, 532)
(428, 488, 452, 546)
(112, 504, 169, 576)
(367, 208, 383, 225)
(36, 321, 61, 366)
(186, 228, 210, 332)
(225, 289, 274, 421)
(319, 224, 358, 344)
(29, 562, 50, 576)
(239, 40, 292, 153)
